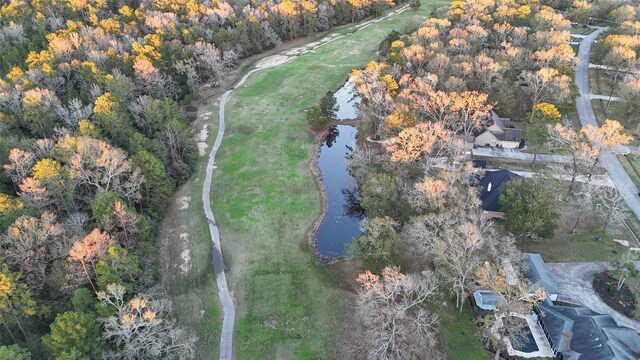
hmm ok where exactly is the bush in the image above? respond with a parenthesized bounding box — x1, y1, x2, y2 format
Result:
(306, 105, 327, 128)
(608, 284, 619, 296)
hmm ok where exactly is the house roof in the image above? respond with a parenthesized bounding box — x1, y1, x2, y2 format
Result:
(495, 128, 523, 142)
(488, 111, 522, 142)
(491, 110, 511, 128)
(523, 253, 560, 296)
(536, 300, 640, 360)
(479, 170, 520, 212)
(473, 290, 503, 311)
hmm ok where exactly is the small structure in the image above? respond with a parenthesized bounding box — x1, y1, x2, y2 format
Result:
(479, 169, 520, 219)
(535, 300, 640, 360)
(522, 253, 560, 301)
(472, 290, 503, 311)
(474, 111, 523, 149)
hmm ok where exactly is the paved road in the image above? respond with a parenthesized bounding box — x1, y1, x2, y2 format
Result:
(546, 262, 640, 332)
(575, 28, 640, 220)
(589, 94, 627, 102)
(472, 147, 572, 163)
(486, 169, 614, 187)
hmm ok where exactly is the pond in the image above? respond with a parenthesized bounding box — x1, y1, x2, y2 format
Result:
(334, 81, 361, 120)
(315, 125, 364, 258)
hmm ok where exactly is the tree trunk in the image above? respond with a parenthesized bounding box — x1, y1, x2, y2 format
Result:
(0, 314, 17, 343)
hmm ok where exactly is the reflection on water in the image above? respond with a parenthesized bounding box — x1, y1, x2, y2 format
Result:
(334, 81, 361, 120)
(316, 125, 363, 257)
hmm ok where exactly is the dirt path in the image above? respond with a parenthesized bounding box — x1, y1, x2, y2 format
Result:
(204, 5, 411, 359)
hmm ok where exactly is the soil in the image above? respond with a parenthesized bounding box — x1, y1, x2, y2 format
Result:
(592, 272, 637, 317)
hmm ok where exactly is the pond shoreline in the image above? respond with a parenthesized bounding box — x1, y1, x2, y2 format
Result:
(307, 118, 362, 263)
(307, 124, 335, 264)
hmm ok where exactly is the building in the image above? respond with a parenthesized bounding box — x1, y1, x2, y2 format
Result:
(535, 300, 640, 359)
(474, 111, 523, 149)
(522, 253, 560, 301)
(479, 169, 520, 219)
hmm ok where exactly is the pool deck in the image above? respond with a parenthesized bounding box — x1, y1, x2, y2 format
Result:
(491, 312, 555, 359)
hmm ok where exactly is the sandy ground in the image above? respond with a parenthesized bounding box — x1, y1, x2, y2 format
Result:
(196, 124, 209, 156)
(256, 55, 290, 68)
(178, 196, 191, 210)
(180, 232, 191, 274)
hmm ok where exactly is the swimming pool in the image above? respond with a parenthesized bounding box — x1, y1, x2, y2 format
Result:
(513, 326, 539, 353)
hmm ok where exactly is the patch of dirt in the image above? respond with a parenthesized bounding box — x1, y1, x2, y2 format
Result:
(593, 272, 637, 317)
(179, 233, 192, 275)
(198, 142, 208, 156)
(256, 55, 290, 68)
(177, 196, 191, 210)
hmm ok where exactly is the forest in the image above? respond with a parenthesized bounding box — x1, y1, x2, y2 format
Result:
(0, 0, 415, 358)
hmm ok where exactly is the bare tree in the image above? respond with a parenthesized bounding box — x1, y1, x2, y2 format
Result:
(3, 149, 34, 185)
(0, 212, 69, 295)
(97, 284, 197, 360)
(595, 187, 628, 240)
(69, 137, 144, 201)
(66, 229, 113, 291)
(356, 267, 441, 360)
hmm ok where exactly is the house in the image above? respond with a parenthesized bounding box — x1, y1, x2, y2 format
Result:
(535, 299, 640, 359)
(522, 253, 560, 301)
(474, 111, 523, 149)
(479, 170, 520, 219)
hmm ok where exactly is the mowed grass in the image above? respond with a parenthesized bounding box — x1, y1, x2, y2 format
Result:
(211, 3, 449, 359)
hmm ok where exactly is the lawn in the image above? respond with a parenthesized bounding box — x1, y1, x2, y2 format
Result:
(435, 300, 492, 360)
(218, 4, 450, 357)
(515, 190, 637, 263)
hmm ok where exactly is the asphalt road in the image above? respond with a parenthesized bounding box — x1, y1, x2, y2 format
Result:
(574, 28, 640, 220)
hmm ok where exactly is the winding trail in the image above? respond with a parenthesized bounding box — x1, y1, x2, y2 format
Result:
(202, 5, 411, 359)
(574, 27, 640, 220)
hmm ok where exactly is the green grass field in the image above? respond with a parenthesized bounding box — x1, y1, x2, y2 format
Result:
(159, 2, 454, 359)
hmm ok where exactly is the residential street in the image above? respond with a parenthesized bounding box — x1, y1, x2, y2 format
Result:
(575, 27, 640, 220)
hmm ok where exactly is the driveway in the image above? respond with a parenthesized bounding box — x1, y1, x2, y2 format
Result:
(546, 262, 640, 332)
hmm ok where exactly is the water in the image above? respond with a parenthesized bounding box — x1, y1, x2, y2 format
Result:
(316, 125, 364, 257)
(513, 325, 539, 353)
(334, 81, 361, 120)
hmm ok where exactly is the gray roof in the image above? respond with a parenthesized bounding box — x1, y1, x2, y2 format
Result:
(536, 300, 640, 359)
(491, 110, 511, 128)
(489, 110, 522, 142)
(496, 128, 523, 142)
(473, 290, 503, 311)
(523, 253, 560, 296)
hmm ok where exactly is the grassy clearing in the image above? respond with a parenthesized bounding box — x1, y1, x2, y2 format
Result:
(571, 25, 594, 35)
(515, 191, 633, 262)
(435, 301, 491, 360)
(209, 3, 449, 359)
